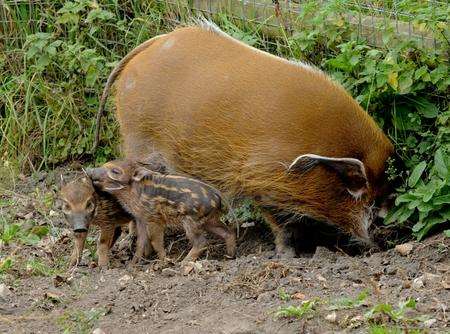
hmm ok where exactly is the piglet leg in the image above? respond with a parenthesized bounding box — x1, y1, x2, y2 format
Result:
(204, 214, 236, 258)
(131, 219, 150, 265)
(97, 226, 116, 268)
(147, 222, 166, 261)
(69, 231, 87, 267)
(182, 218, 207, 262)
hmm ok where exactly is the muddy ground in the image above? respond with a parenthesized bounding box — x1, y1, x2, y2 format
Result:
(0, 168, 449, 333)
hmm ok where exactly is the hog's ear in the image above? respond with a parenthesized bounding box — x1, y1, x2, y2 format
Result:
(132, 168, 153, 182)
(288, 154, 368, 199)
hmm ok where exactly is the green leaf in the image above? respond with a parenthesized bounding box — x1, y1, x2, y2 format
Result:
(414, 97, 439, 119)
(384, 206, 414, 225)
(31, 226, 50, 238)
(414, 66, 428, 80)
(408, 161, 427, 187)
(433, 195, 450, 205)
(444, 230, 450, 237)
(434, 149, 448, 178)
(395, 193, 417, 205)
(398, 72, 413, 94)
(414, 216, 445, 240)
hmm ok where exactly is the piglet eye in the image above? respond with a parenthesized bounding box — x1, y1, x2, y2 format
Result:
(62, 202, 71, 213)
(111, 168, 121, 175)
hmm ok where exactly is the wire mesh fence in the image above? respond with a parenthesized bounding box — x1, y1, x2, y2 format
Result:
(158, 0, 445, 49)
(0, 0, 446, 50)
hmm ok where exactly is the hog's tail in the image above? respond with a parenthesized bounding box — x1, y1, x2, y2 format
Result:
(92, 34, 166, 153)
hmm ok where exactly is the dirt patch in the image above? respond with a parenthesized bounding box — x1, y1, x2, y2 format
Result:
(0, 168, 449, 333)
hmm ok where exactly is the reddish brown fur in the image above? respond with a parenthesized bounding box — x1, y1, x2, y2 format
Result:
(95, 23, 394, 255)
(60, 177, 133, 268)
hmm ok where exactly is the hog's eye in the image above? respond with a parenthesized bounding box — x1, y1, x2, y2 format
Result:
(86, 200, 95, 212)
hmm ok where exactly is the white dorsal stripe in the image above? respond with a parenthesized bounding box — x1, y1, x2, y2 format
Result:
(194, 18, 322, 76)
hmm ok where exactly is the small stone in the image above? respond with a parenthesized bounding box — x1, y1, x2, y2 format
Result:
(412, 277, 424, 290)
(395, 243, 413, 256)
(256, 291, 274, 302)
(385, 266, 397, 275)
(161, 268, 177, 277)
(92, 328, 106, 334)
(422, 273, 441, 284)
(118, 274, 132, 285)
(24, 212, 34, 220)
(316, 274, 327, 282)
(435, 263, 449, 273)
(0, 284, 10, 299)
(325, 312, 337, 323)
(292, 292, 306, 300)
(193, 262, 204, 273)
(423, 319, 437, 328)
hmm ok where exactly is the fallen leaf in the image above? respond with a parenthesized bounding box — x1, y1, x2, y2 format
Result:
(395, 243, 413, 256)
(292, 292, 306, 300)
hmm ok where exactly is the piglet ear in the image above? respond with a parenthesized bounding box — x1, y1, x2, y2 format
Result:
(132, 168, 153, 182)
(137, 152, 171, 174)
(288, 154, 368, 200)
(59, 174, 66, 188)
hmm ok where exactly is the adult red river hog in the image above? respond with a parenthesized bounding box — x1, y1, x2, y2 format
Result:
(93, 20, 394, 257)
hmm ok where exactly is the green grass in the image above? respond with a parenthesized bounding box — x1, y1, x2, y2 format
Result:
(275, 300, 316, 319)
(57, 307, 106, 334)
(329, 290, 369, 310)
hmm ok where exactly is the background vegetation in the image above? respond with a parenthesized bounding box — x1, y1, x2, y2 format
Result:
(1, 0, 449, 240)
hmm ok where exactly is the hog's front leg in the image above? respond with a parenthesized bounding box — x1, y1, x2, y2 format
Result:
(97, 226, 115, 268)
(261, 210, 295, 258)
(69, 231, 87, 267)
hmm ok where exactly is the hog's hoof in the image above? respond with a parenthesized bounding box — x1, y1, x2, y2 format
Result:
(224, 254, 236, 260)
(275, 247, 296, 259)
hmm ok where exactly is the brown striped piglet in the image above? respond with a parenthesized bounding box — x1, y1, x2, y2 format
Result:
(86, 158, 236, 264)
(59, 176, 133, 268)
